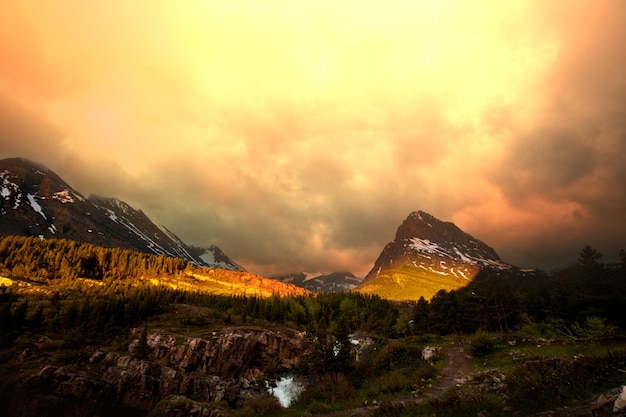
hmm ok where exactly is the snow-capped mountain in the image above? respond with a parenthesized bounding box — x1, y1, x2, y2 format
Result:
(363, 211, 530, 283)
(273, 271, 362, 292)
(0, 157, 242, 270)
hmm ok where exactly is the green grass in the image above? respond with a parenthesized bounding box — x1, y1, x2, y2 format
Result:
(470, 334, 626, 372)
(355, 265, 471, 301)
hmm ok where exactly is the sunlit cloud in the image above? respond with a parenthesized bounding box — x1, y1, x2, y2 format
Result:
(1, 0, 625, 275)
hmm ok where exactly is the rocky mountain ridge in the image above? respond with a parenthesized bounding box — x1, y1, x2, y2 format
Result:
(273, 271, 362, 292)
(0, 157, 241, 270)
(364, 210, 531, 283)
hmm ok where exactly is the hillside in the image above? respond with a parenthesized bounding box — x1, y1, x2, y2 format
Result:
(272, 271, 362, 292)
(0, 157, 242, 270)
(0, 235, 307, 298)
(356, 264, 469, 301)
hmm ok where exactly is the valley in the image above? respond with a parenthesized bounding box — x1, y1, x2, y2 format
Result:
(1, 234, 625, 416)
(1, 157, 625, 416)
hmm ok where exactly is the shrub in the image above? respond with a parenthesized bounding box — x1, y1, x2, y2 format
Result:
(238, 393, 282, 416)
(364, 369, 414, 397)
(469, 332, 497, 357)
(297, 372, 355, 406)
(572, 316, 618, 339)
(370, 341, 427, 374)
(505, 350, 626, 413)
(425, 385, 504, 417)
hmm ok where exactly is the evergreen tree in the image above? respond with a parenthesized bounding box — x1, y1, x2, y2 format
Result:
(331, 316, 354, 373)
(577, 245, 603, 274)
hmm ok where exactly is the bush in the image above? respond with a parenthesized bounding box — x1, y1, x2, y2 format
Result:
(369, 385, 506, 417)
(237, 393, 282, 416)
(364, 369, 414, 396)
(370, 341, 427, 374)
(426, 385, 504, 417)
(469, 332, 497, 357)
(297, 372, 355, 407)
(505, 350, 626, 413)
(572, 316, 618, 339)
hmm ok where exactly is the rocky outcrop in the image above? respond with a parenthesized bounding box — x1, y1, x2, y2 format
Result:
(615, 386, 626, 413)
(14, 328, 304, 417)
(149, 395, 229, 417)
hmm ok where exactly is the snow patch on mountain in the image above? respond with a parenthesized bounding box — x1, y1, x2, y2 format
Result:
(52, 189, 76, 203)
(199, 250, 236, 270)
(26, 194, 47, 220)
(104, 208, 118, 221)
(1, 171, 20, 203)
(409, 237, 511, 271)
(1, 158, 245, 272)
(409, 238, 450, 258)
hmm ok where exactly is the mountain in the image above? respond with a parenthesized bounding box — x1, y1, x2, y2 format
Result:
(357, 211, 533, 301)
(0, 157, 242, 270)
(273, 271, 363, 292)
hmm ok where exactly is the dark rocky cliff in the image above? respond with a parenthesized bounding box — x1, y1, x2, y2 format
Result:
(6, 328, 304, 416)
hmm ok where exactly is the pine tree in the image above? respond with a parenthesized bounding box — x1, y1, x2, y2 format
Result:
(577, 245, 603, 273)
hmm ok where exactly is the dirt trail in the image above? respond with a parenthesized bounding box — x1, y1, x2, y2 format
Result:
(422, 346, 471, 396)
(313, 346, 471, 416)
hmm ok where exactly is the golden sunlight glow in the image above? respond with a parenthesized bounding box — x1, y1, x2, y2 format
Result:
(1, 0, 624, 276)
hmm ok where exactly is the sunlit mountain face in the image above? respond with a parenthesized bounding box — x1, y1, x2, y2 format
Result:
(2, 1, 626, 277)
(357, 211, 536, 301)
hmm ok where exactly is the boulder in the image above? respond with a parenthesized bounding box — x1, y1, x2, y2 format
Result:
(614, 386, 626, 413)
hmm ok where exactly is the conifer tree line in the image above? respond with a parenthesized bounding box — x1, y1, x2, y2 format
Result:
(0, 235, 625, 349)
(411, 246, 626, 336)
(0, 235, 401, 347)
(0, 235, 190, 282)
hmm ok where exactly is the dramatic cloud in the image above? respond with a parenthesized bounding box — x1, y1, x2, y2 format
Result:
(1, 0, 625, 275)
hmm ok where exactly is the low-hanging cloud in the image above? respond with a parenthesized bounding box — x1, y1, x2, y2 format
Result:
(1, 0, 625, 276)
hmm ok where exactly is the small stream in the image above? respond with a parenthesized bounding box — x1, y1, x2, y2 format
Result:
(266, 375, 304, 407)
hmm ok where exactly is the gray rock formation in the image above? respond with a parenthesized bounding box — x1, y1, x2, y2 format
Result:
(614, 385, 626, 413)
(11, 328, 304, 416)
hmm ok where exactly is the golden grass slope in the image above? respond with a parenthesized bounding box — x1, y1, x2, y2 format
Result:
(145, 268, 310, 297)
(1, 270, 310, 298)
(354, 264, 470, 301)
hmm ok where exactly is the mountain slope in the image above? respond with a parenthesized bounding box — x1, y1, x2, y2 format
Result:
(0, 234, 308, 298)
(0, 157, 241, 270)
(357, 211, 532, 301)
(273, 271, 363, 292)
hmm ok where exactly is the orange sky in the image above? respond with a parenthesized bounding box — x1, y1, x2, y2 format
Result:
(1, 1, 625, 276)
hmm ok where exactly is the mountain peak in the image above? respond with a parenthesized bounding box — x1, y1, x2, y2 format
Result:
(363, 211, 508, 283)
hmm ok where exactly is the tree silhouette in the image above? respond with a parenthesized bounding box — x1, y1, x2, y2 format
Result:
(577, 245, 603, 273)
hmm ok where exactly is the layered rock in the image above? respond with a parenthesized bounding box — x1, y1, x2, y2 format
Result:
(11, 328, 304, 416)
(615, 386, 626, 413)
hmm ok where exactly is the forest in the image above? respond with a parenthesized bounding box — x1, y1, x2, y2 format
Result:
(1, 235, 625, 348)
